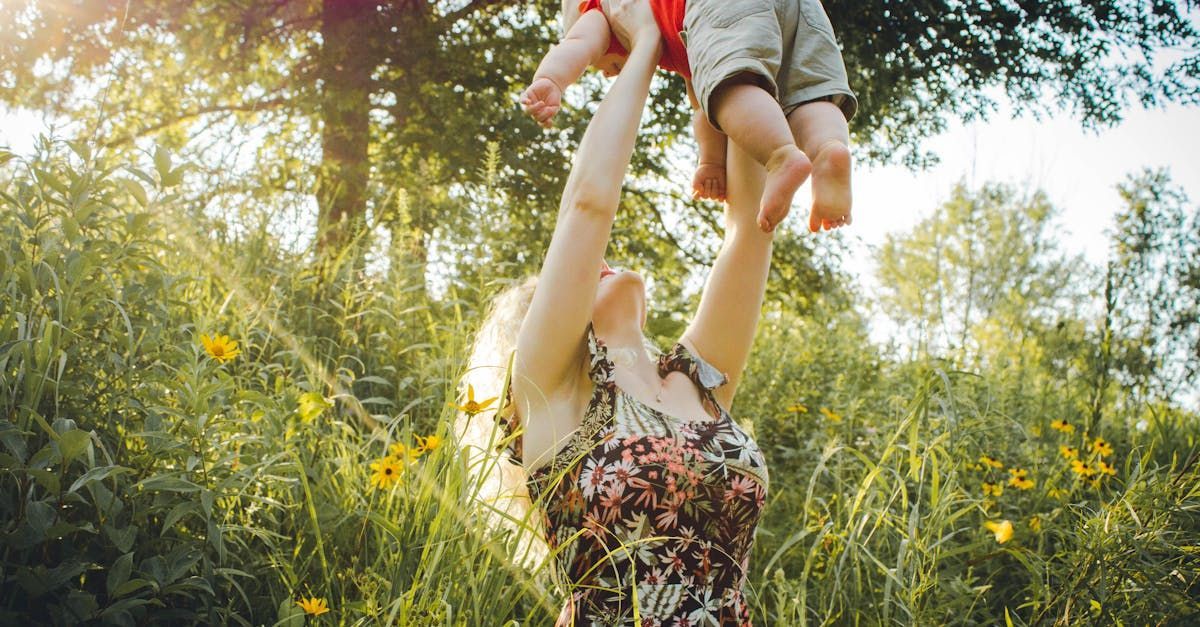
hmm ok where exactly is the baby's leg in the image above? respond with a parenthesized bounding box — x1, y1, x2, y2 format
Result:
(711, 74, 810, 232)
(786, 100, 851, 232)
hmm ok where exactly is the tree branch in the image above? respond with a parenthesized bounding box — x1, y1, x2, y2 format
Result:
(101, 97, 293, 149)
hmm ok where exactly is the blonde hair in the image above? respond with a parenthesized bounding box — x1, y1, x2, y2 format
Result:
(451, 276, 550, 571)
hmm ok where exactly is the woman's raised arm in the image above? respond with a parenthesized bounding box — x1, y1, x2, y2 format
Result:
(515, 1, 663, 400)
(680, 139, 772, 412)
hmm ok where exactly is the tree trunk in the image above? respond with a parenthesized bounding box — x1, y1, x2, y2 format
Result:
(316, 0, 374, 253)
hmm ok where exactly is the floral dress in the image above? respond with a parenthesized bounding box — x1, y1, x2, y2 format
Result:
(504, 324, 770, 626)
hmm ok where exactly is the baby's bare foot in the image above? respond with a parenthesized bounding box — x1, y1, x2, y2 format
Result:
(808, 140, 852, 232)
(757, 145, 811, 232)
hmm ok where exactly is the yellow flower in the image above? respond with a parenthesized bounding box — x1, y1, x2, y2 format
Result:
(1059, 445, 1079, 460)
(1029, 516, 1042, 532)
(982, 481, 1004, 497)
(1091, 437, 1113, 457)
(984, 519, 1013, 544)
(1050, 419, 1075, 434)
(416, 433, 443, 453)
(201, 333, 240, 363)
(388, 441, 422, 464)
(1070, 459, 1095, 478)
(296, 596, 330, 616)
(786, 403, 809, 414)
(449, 384, 497, 416)
(1096, 460, 1117, 476)
(297, 392, 330, 422)
(819, 407, 843, 423)
(1007, 468, 1035, 490)
(979, 455, 1004, 469)
(1048, 487, 1067, 499)
(369, 457, 403, 490)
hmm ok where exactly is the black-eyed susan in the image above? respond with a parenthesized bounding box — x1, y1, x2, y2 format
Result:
(1070, 459, 1095, 479)
(818, 407, 843, 423)
(450, 384, 497, 416)
(1007, 468, 1035, 490)
(1059, 445, 1078, 460)
(201, 333, 240, 363)
(297, 596, 330, 616)
(979, 455, 1004, 469)
(1096, 460, 1117, 476)
(416, 433, 443, 453)
(786, 403, 809, 414)
(388, 441, 422, 465)
(1047, 487, 1067, 499)
(1050, 419, 1075, 434)
(984, 519, 1013, 544)
(982, 481, 1003, 497)
(369, 457, 403, 490)
(1091, 436, 1113, 457)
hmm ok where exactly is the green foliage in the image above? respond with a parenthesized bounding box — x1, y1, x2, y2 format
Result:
(1, 142, 1198, 625)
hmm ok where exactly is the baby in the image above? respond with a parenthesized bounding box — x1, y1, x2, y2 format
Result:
(521, 0, 859, 233)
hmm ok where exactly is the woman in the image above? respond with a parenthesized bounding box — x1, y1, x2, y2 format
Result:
(456, 1, 773, 623)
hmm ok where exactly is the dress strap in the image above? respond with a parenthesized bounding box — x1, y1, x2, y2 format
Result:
(658, 341, 729, 417)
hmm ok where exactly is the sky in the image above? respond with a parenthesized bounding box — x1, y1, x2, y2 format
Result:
(836, 101, 1200, 282)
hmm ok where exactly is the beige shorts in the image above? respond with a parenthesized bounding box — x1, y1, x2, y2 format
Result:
(683, 0, 858, 131)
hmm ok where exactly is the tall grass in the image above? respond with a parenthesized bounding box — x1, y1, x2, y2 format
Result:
(1, 141, 1197, 625)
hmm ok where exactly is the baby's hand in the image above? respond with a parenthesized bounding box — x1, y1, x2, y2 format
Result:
(520, 77, 563, 128)
(692, 162, 727, 201)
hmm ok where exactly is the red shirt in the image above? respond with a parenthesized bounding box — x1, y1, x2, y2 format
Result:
(579, 0, 690, 77)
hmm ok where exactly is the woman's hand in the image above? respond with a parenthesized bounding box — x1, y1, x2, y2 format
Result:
(602, 0, 660, 51)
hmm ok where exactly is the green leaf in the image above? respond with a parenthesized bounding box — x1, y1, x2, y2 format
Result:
(0, 149, 14, 166)
(137, 474, 201, 493)
(120, 178, 149, 207)
(153, 145, 172, 182)
(104, 523, 137, 553)
(68, 465, 132, 494)
(58, 429, 90, 464)
(162, 165, 187, 188)
(107, 552, 135, 599)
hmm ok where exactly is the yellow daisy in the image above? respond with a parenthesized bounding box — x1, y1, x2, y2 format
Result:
(984, 519, 1013, 544)
(449, 384, 497, 416)
(416, 433, 443, 453)
(979, 455, 1004, 469)
(1091, 437, 1113, 457)
(1007, 468, 1035, 490)
(1096, 460, 1117, 476)
(369, 457, 403, 490)
(1070, 459, 1095, 478)
(818, 407, 843, 423)
(786, 403, 809, 414)
(201, 333, 240, 363)
(1050, 419, 1075, 434)
(296, 596, 330, 616)
(1059, 445, 1078, 460)
(982, 481, 1003, 497)
(388, 441, 422, 464)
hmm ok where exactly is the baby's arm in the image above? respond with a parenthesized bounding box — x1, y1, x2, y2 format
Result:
(521, 10, 612, 127)
(688, 80, 728, 201)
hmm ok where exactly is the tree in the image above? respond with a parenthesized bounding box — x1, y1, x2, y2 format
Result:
(1106, 169, 1200, 403)
(875, 182, 1085, 363)
(0, 0, 1195, 267)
